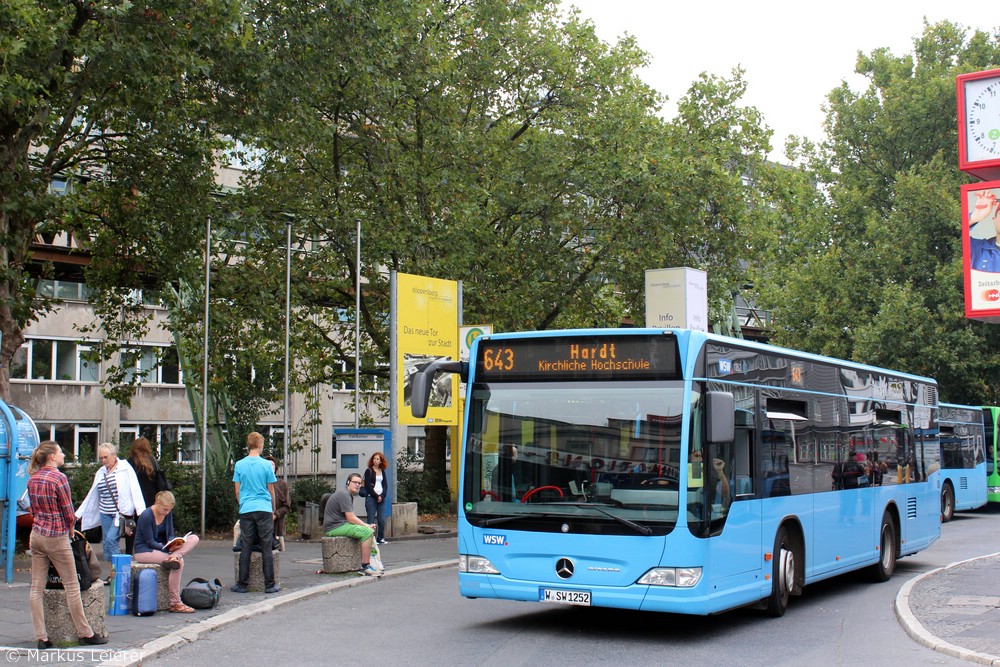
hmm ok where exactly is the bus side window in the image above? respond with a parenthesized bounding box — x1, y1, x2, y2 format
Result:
(733, 426, 753, 497)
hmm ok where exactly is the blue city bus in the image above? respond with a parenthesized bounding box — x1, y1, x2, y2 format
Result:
(981, 406, 1000, 504)
(410, 329, 942, 617)
(937, 403, 987, 521)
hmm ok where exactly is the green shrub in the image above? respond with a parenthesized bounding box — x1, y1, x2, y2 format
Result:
(395, 452, 450, 514)
(66, 461, 101, 509)
(291, 477, 333, 506)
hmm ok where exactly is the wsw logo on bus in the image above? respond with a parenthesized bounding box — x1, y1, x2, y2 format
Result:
(483, 534, 508, 546)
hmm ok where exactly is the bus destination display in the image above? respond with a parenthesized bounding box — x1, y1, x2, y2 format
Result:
(476, 335, 679, 381)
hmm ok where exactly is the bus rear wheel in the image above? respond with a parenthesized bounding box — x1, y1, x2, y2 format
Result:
(766, 526, 795, 617)
(941, 484, 955, 523)
(869, 511, 897, 582)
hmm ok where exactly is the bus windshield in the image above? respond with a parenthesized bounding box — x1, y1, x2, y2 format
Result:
(464, 380, 695, 534)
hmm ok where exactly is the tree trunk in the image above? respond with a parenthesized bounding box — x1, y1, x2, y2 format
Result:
(423, 425, 449, 500)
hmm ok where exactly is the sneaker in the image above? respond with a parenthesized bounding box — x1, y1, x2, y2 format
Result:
(264, 585, 282, 594)
(37, 640, 53, 650)
(230, 584, 249, 593)
(162, 559, 181, 571)
(357, 565, 375, 576)
(378, 539, 388, 544)
(79, 634, 109, 646)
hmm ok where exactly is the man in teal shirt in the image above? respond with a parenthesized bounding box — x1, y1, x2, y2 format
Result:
(232, 432, 279, 593)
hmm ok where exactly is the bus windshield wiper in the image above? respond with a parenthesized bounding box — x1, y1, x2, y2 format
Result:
(565, 503, 653, 536)
(476, 512, 555, 527)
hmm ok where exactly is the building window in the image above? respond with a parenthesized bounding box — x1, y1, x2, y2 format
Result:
(36, 278, 91, 301)
(31, 340, 53, 380)
(122, 345, 183, 385)
(13, 339, 101, 383)
(36, 423, 100, 462)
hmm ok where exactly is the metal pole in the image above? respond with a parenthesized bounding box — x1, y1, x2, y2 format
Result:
(354, 218, 361, 429)
(283, 219, 292, 485)
(389, 271, 400, 505)
(200, 217, 211, 538)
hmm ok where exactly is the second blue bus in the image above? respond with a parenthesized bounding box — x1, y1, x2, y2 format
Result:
(938, 403, 988, 521)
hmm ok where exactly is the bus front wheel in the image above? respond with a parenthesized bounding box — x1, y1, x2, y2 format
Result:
(869, 511, 897, 582)
(765, 526, 795, 617)
(941, 484, 955, 523)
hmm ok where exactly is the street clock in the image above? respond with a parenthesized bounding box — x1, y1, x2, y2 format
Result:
(958, 68, 1000, 180)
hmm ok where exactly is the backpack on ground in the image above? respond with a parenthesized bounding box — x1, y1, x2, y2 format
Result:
(181, 577, 223, 609)
(130, 567, 158, 616)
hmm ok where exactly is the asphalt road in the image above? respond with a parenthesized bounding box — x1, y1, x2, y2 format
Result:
(148, 507, 1000, 667)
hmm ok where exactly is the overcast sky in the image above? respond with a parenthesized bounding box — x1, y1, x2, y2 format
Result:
(564, 1, 997, 160)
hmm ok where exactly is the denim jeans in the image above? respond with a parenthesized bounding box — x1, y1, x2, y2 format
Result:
(365, 495, 386, 542)
(237, 512, 275, 588)
(100, 512, 119, 563)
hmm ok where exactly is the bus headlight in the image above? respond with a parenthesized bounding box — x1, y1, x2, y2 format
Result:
(637, 567, 703, 587)
(459, 554, 500, 574)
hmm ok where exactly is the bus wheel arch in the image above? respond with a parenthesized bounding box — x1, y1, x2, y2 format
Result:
(765, 520, 804, 617)
(940, 482, 955, 523)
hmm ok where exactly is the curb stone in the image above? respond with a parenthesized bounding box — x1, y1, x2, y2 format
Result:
(96, 559, 456, 666)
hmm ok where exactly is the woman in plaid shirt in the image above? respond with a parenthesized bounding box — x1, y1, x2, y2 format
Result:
(27, 441, 108, 649)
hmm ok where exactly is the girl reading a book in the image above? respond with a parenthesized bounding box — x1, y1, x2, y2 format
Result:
(133, 491, 200, 613)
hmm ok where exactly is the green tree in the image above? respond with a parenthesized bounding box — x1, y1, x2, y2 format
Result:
(0, 0, 251, 403)
(750, 21, 1000, 404)
(168, 0, 780, 499)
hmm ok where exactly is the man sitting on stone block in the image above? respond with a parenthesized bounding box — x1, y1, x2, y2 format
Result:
(324, 473, 380, 576)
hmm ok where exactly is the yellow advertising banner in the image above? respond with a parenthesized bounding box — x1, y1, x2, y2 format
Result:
(397, 273, 459, 425)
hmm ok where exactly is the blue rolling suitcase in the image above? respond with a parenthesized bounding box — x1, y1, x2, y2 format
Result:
(130, 568, 158, 616)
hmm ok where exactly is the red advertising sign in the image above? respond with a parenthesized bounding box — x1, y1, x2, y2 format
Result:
(961, 181, 1000, 322)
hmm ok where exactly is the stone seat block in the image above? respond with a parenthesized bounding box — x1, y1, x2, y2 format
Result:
(321, 536, 362, 573)
(233, 551, 281, 591)
(43, 585, 107, 644)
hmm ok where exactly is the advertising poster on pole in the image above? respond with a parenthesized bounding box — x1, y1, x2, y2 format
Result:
(396, 273, 459, 425)
(961, 181, 1000, 322)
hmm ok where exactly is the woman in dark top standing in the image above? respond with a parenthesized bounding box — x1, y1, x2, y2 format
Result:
(126, 437, 165, 554)
(363, 451, 390, 544)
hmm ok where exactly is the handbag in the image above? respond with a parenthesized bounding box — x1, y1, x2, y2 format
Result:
(180, 577, 223, 609)
(153, 458, 172, 492)
(45, 531, 93, 591)
(120, 514, 137, 537)
(102, 468, 136, 537)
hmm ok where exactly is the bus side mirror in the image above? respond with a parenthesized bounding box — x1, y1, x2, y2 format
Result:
(706, 391, 735, 444)
(409, 359, 467, 419)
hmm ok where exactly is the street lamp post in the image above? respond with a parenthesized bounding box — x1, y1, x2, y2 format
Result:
(200, 217, 211, 538)
(283, 218, 291, 484)
(354, 218, 361, 429)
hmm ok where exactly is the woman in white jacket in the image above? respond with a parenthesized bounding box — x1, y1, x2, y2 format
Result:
(77, 442, 146, 572)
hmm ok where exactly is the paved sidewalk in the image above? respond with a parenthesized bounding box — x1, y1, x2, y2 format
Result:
(0, 525, 457, 665)
(896, 552, 1000, 666)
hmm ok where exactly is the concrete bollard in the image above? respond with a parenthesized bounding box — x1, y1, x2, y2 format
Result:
(232, 551, 281, 591)
(43, 586, 107, 644)
(388, 502, 418, 537)
(321, 536, 362, 573)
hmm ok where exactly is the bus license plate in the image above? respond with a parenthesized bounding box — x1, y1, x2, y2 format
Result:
(540, 588, 591, 606)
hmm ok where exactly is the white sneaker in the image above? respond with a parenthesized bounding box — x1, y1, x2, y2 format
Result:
(378, 539, 387, 545)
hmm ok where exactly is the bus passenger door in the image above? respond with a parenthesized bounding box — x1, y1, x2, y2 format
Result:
(710, 417, 761, 583)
